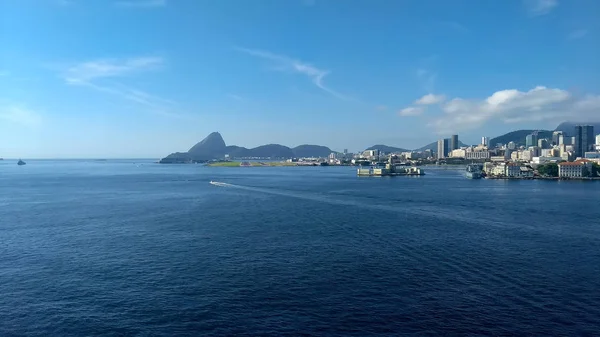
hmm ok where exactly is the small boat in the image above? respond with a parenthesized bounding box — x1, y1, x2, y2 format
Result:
(17, 159, 26, 166)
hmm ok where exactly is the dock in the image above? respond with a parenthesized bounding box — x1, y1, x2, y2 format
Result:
(357, 154, 424, 176)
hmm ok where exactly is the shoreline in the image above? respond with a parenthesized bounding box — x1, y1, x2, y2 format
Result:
(485, 176, 600, 181)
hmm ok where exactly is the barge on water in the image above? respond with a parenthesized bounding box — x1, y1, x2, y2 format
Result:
(357, 154, 424, 176)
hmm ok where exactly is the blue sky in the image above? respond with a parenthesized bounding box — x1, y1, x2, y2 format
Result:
(1, 0, 599, 158)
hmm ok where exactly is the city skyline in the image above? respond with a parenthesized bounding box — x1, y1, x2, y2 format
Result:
(1, 0, 599, 158)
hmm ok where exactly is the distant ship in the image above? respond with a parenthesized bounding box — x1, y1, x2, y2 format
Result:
(465, 164, 483, 179)
(17, 159, 26, 166)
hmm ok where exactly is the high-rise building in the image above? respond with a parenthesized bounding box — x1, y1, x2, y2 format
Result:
(552, 131, 563, 145)
(507, 141, 516, 150)
(450, 135, 459, 151)
(437, 138, 449, 159)
(538, 138, 550, 149)
(482, 136, 490, 146)
(525, 133, 538, 148)
(596, 134, 600, 146)
(575, 125, 595, 157)
(343, 149, 348, 154)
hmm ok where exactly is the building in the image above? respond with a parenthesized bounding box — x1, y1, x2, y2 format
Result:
(526, 133, 538, 148)
(552, 131, 563, 145)
(363, 149, 379, 159)
(558, 160, 594, 178)
(532, 156, 563, 165)
(575, 125, 595, 157)
(506, 163, 522, 177)
(450, 149, 466, 158)
(482, 136, 490, 146)
(437, 138, 449, 159)
(596, 134, 600, 151)
(450, 135, 459, 151)
(538, 139, 550, 149)
(521, 150, 533, 161)
(558, 134, 571, 146)
(507, 141, 516, 150)
(465, 151, 490, 160)
(584, 152, 600, 159)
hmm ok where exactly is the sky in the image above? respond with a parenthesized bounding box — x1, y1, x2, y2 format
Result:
(1, 0, 599, 158)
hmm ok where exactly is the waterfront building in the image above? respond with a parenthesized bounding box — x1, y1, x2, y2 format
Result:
(450, 135, 459, 151)
(506, 163, 521, 177)
(558, 161, 588, 178)
(575, 125, 595, 157)
(526, 134, 538, 148)
(482, 136, 490, 146)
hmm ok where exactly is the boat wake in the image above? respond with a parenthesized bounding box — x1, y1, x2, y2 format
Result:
(209, 181, 232, 187)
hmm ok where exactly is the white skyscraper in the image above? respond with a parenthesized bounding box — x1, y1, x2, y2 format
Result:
(482, 137, 490, 146)
(596, 134, 600, 145)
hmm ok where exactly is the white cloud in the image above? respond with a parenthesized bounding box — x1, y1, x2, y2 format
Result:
(0, 106, 42, 127)
(235, 47, 348, 100)
(524, 0, 558, 16)
(115, 0, 166, 8)
(427, 86, 599, 134)
(415, 93, 445, 105)
(398, 107, 424, 117)
(568, 29, 588, 40)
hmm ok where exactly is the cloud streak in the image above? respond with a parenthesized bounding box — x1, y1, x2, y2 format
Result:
(568, 29, 588, 40)
(114, 0, 166, 8)
(62, 56, 179, 117)
(235, 47, 349, 100)
(0, 105, 42, 127)
(524, 0, 558, 16)
(398, 107, 424, 117)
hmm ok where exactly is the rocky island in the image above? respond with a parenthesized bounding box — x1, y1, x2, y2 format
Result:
(159, 132, 334, 163)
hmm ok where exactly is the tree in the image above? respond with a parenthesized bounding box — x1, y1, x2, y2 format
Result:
(538, 163, 559, 177)
(592, 163, 600, 177)
(582, 166, 590, 177)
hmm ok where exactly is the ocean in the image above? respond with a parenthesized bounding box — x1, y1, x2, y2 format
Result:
(1, 159, 599, 336)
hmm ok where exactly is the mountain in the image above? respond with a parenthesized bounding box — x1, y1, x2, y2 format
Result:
(489, 130, 552, 147)
(365, 145, 409, 153)
(248, 144, 295, 158)
(555, 122, 600, 134)
(293, 145, 332, 158)
(186, 132, 227, 160)
(159, 133, 333, 163)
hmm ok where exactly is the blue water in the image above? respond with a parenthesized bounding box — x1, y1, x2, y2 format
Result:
(1, 159, 599, 336)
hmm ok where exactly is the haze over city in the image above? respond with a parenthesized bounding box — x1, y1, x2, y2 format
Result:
(1, 0, 599, 158)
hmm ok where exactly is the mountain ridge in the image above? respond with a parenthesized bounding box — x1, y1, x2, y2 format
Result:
(160, 133, 335, 163)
